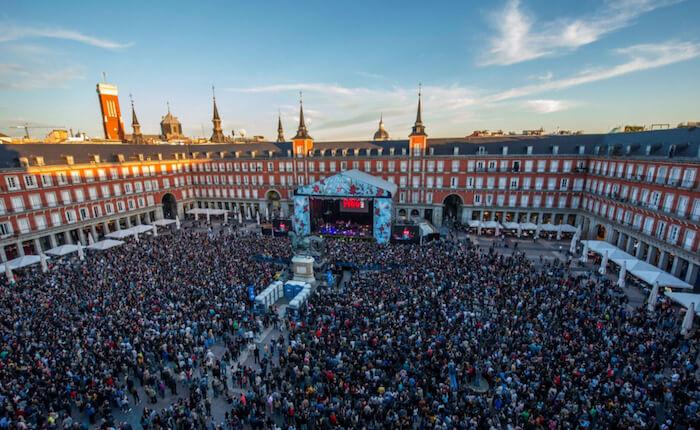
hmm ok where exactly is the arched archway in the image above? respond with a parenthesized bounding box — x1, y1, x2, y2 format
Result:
(162, 193, 177, 219)
(398, 208, 407, 218)
(410, 209, 420, 217)
(595, 224, 606, 240)
(443, 194, 463, 222)
(266, 190, 281, 218)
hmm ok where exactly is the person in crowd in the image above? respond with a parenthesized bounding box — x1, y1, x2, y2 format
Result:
(0, 222, 697, 428)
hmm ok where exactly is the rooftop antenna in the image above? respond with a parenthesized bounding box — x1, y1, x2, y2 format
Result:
(166, 101, 171, 114)
(102, 71, 107, 83)
(212, 85, 216, 100)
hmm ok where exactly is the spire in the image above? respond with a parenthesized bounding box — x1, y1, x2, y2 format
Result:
(373, 113, 390, 141)
(212, 86, 220, 120)
(130, 94, 143, 144)
(276, 110, 285, 143)
(410, 83, 426, 136)
(294, 91, 311, 139)
(210, 85, 225, 143)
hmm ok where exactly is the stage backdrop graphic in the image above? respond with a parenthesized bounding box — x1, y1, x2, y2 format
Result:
(373, 199, 392, 244)
(293, 195, 310, 235)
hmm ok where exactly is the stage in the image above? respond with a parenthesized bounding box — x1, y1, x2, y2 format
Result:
(292, 170, 397, 244)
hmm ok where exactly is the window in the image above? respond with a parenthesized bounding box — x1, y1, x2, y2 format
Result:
(11, 196, 25, 212)
(17, 218, 30, 234)
(28, 194, 41, 209)
(683, 230, 696, 251)
(23, 175, 37, 188)
(450, 177, 459, 188)
(40, 174, 53, 187)
(70, 171, 81, 183)
(5, 176, 20, 190)
(74, 189, 85, 203)
(65, 210, 76, 223)
(451, 160, 459, 172)
(437, 161, 444, 172)
(0, 222, 13, 236)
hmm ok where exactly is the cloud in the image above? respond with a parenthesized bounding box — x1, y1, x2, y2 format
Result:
(481, 0, 681, 65)
(487, 41, 700, 101)
(0, 24, 132, 49)
(0, 63, 85, 90)
(229, 40, 698, 137)
(523, 99, 574, 113)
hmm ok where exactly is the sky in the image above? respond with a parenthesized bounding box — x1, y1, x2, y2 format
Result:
(1, 0, 699, 141)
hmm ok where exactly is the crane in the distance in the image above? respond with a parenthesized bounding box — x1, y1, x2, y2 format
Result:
(12, 123, 66, 139)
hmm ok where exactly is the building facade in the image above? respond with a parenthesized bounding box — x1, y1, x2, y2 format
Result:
(1, 108, 699, 286)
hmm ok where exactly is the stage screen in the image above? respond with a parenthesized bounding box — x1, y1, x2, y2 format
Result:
(273, 219, 291, 235)
(391, 225, 420, 243)
(340, 198, 369, 213)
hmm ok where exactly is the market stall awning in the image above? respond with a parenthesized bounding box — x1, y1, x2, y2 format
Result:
(665, 292, 700, 316)
(105, 229, 135, 239)
(45, 244, 80, 257)
(87, 239, 125, 251)
(582, 240, 692, 289)
(0, 255, 48, 271)
(187, 208, 227, 216)
(151, 219, 176, 226)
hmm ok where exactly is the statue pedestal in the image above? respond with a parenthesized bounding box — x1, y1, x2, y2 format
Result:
(292, 256, 316, 284)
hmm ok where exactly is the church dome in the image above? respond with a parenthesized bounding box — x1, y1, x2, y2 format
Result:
(372, 115, 389, 141)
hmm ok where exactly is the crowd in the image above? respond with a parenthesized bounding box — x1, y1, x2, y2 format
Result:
(1, 224, 699, 429)
(0, 225, 286, 429)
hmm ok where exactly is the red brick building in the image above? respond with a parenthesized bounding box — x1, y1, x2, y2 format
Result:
(1, 100, 698, 286)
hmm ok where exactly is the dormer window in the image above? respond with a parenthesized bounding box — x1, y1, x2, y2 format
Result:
(157, 153, 163, 160)
(92, 155, 101, 163)
(34, 156, 45, 166)
(453, 147, 459, 155)
(552, 145, 559, 155)
(478, 146, 486, 155)
(64, 155, 75, 165)
(502, 146, 508, 155)
(138, 154, 144, 161)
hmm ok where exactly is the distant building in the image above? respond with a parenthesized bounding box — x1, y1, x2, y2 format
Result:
(160, 104, 185, 141)
(44, 129, 69, 143)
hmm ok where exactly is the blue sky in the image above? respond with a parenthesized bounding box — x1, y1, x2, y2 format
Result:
(1, 0, 699, 140)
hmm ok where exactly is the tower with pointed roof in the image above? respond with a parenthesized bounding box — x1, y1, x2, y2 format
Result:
(210, 86, 225, 143)
(373, 114, 390, 141)
(276, 112, 285, 143)
(130, 94, 144, 144)
(292, 93, 313, 157)
(409, 85, 427, 156)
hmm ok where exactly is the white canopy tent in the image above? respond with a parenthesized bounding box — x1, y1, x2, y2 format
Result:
(187, 208, 227, 216)
(482, 221, 502, 229)
(45, 244, 81, 257)
(0, 255, 49, 271)
(502, 222, 520, 230)
(665, 292, 700, 316)
(151, 218, 176, 226)
(105, 229, 136, 239)
(87, 239, 125, 251)
(130, 224, 154, 234)
(520, 222, 538, 230)
(582, 240, 692, 289)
